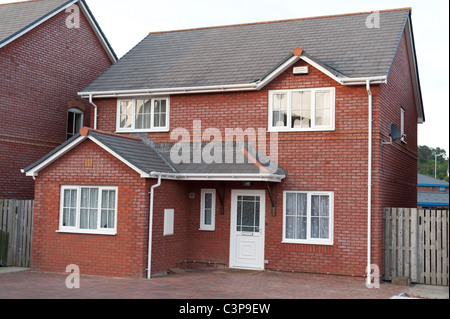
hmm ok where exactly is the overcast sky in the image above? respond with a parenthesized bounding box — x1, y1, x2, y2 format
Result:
(2, 0, 449, 155)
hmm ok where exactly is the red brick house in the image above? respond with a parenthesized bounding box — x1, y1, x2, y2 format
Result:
(0, 0, 116, 199)
(22, 8, 424, 282)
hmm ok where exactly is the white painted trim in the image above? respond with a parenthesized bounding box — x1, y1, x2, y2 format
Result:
(199, 189, 216, 231)
(116, 97, 170, 133)
(78, 53, 390, 99)
(229, 189, 266, 270)
(66, 108, 84, 139)
(254, 56, 301, 90)
(282, 190, 334, 246)
(300, 56, 343, 84)
(0, 0, 78, 50)
(149, 171, 285, 182)
(58, 185, 118, 235)
(79, 83, 258, 98)
(23, 135, 88, 176)
(87, 136, 151, 178)
(268, 87, 336, 132)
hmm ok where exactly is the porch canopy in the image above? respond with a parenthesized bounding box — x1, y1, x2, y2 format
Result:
(22, 128, 286, 183)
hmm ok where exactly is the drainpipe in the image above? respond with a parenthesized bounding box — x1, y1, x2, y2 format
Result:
(89, 94, 98, 129)
(147, 174, 162, 279)
(366, 80, 372, 286)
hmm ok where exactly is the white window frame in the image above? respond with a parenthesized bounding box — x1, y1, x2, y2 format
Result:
(58, 185, 118, 235)
(282, 191, 334, 245)
(400, 107, 407, 143)
(200, 189, 216, 231)
(116, 97, 170, 133)
(67, 108, 84, 140)
(268, 87, 335, 132)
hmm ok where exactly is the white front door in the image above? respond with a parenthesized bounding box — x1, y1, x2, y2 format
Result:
(229, 190, 265, 270)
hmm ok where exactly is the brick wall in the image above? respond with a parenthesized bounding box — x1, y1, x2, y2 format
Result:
(418, 186, 449, 193)
(0, 8, 112, 199)
(32, 139, 149, 278)
(374, 31, 419, 274)
(90, 58, 379, 278)
(32, 30, 418, 279)
(149, 179, 190, 275)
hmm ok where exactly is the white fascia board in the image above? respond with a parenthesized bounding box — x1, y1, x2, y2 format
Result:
(0, 0, 78, 50)
(149, 171, 285, 182)
(79, 53, 390, 99)
(78, 83, 258, 99)
(23, 135, 87, 177)
(87, 136, 151, 178)
(255, 55, 302, 90)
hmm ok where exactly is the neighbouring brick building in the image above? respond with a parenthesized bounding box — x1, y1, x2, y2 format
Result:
(0, 0, 116, 199)
(417, 174, 449, 209)
(23, 8, 424, 281)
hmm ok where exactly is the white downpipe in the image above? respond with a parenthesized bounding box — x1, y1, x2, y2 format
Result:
(366, 80, 372, 285)
(147, 175, 162, 279)
(89, 94, 98, 129)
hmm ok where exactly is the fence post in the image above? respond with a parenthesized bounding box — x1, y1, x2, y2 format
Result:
(410, 208, 418, 283)
(0, 230, 9, 266)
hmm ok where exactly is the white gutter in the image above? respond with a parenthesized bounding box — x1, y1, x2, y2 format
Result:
(78, 83, 258, 99)
(147, 174, 162, 279)
(366, 80, 373, 286)
(147, 171, 285, 182)
(341, 76, 387, 85)
(79, 75, 387, 99)
(89, 94, 98, 129)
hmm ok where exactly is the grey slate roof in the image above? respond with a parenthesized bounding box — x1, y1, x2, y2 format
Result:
(418, 174, 449, 186)
(0, 0, 72, 46)
(22, 130, 285, 178)
(81, 8, 410, 93)
(153, 142, 286, 176)
(88, 131, 175, 174)
(0, 0, 117, 59)
(418, 193, 449, 205)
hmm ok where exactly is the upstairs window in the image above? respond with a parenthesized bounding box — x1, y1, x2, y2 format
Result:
(116, 98, 169, 132)
(67, 108, 83, 140)
(268, 88, 335, 132)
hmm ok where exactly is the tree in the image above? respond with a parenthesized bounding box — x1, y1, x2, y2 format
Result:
(418, 145, 449, 181)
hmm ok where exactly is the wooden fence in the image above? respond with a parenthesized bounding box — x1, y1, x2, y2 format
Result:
(384, 208, 449, 286)
(0, 199, 34, 267)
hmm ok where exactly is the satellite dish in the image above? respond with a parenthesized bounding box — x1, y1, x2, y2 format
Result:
(389, 123, 401, 141)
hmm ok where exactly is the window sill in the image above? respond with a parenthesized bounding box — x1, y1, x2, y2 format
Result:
(115, 129, 169, 133)
(199, 228, 215, 232)
(281, 240, 333, 246)
(268, 127, 335, 133)
(56, 229, 117, 236)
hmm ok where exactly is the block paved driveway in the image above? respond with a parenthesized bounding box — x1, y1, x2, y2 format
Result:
(0, 268, 408, 299)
